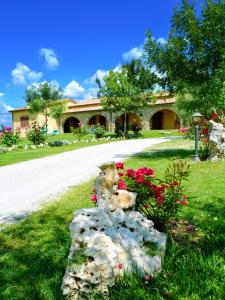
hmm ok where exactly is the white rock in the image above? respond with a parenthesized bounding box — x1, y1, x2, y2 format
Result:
(62, 208, 166, 299)
(209, 120, 225, 160)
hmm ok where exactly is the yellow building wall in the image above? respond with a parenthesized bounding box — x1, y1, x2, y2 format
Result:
(12, 111, 59, 137)
(162, 110, 177, 129)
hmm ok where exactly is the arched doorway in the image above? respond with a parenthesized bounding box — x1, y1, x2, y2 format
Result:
(151, 110, 179, 129)
(64, 117, 80, 133)
(88, 115, 109, 130)
(115, 113, 141, 131)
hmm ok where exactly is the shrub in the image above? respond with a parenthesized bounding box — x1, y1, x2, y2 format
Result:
(26, 122, 46, 145)
(0, 126, 20, 147)
(131, 124, 142, 137)
(92, 124, 105, 139)
(115, 125, 124, 137)
(71, 123, 87, 141)
(115, 160, 190, 230)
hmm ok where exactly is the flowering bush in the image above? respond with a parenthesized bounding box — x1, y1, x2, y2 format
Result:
(91, 124, 106, 139)
(26, 122, 46, 145)
(178, 127, 189, 134)
(71, 123, 88, 141)
(0, 126, 20, 147)
(116, 161, 190, 230)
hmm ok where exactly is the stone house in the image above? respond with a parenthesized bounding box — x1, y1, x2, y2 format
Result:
(10, 94, 179, 136)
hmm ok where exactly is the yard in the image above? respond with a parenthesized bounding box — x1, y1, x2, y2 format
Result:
(0, 139, 224, 300)
(0, 130, 180, 167)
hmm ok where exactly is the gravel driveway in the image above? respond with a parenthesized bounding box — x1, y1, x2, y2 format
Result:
(0, 137, 170, 224)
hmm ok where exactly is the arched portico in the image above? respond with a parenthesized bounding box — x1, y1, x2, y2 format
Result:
(63, 117, 80, 133)
(115, 113, 142, 131)
(150, 109, 179, 129)
(88, 114, 109, 130)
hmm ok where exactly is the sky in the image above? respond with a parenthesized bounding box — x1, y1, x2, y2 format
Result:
(0, 0, 185, 125)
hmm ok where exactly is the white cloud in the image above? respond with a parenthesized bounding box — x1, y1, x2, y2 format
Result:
(0, 92, 5, 97)
(40, 48, 59, 70)
(11, 62, 43, 85)
(84, 69, 109, 85)
(64, 80, 85, 97)
(0, 99, 14, 125)
(157, 37, 167, 45)
(123, 45, 144, 60)
(83, 87, 98, 99)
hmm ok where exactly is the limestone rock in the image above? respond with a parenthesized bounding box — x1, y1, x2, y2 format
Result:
(62, 208, 167, 299)
(209, 120, 225, 160)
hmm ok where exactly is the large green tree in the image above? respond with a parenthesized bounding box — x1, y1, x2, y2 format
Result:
(144, 0, 225, 120)
(97, 64, 157, 135)
(25, 81, 64, 132)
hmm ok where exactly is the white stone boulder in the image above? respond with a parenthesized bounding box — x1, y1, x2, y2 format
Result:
(62, 207, 167, 300)
(209, 120, 225, 160)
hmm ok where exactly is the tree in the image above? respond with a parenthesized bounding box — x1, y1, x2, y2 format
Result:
(144, 0, 225, 120)
(50, 101, 66, 133)
(97, 60, 160, 135)
(25, 81, 63, 133)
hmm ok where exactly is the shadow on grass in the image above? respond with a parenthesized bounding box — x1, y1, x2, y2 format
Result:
(131, 148, 194, 160)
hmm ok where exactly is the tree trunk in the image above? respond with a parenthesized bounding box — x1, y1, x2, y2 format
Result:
(45, 110, 48, 134)
(124, 112, 127, 137)
(58, 117, 61, 133)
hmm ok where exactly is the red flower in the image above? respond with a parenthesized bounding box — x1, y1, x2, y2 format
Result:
(118, 172, 124, 177)
(91, 194, 97, 202)
(209, 113, 218, 120)
(118, 180, 126, 190)
(147, 168, 154, 177)
(182, 195, 187, 200)
(126, 168, 135, 177)
(116, 263, 124, 269)
(136, 176, 144, 184)
(144, 203, 150, 209)
(182, 200, 187, 205)
(157, 195, 164, 205)
(116, 162, 124, 170)
(176, 199, 181, 204)
(170, 181, 179, 187)
(201, 128, 208, 134)
(202, 139, 208, 143)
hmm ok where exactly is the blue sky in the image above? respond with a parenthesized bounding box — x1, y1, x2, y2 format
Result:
(0, 0, 184, 125)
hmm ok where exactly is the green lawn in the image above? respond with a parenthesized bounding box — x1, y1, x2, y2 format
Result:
(1, 139, 224, 300)
(0, 130, 180, 167)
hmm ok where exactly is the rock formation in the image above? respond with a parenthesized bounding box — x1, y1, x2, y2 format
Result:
(62, 162, 167, 300)
(209, 120, 225, 160)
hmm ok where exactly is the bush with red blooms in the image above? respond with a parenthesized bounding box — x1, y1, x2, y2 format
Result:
(115, 160, 190, 230)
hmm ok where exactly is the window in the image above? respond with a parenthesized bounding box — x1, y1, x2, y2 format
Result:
(20, 115, 29, 128)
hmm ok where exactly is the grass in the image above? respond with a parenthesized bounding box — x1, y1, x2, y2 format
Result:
(0, 130, 180, 167)
(1, 139, 224, 299)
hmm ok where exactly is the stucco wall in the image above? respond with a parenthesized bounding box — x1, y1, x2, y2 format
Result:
(12, 103, 178, 136)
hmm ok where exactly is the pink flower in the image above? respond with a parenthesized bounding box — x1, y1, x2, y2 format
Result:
(116, 162, 124, 170)
(91, 194, 97, 202)
(118, 180, 126, 190)
(118, 172, 124, 177)
(144, 274, 153, 282)
(176, 199, 181, 204)
(116, 263, 124, 269)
